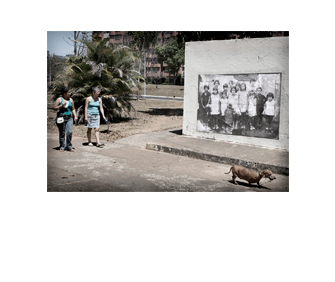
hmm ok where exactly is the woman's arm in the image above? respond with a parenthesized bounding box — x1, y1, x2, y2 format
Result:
(99, 98, 106, 120)
(219, 99, 222, 115)
(251, 97, 256, 106)
(53, 97, 64, 111)
(200, 94, 205, 108)
(262, 102, 267, 114)
(84, 97, 89, 123)
(208, 95, 212, 106)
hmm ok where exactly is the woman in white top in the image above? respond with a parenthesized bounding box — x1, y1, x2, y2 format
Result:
(84, 87, 107, 147)
(262, 92, 277, 131)
(247, 90, 257, 130)
(228, 86, 240, 129)
(209, 87, 220, 130)
(218, 85, 229, 131)
(238, 83, 248, 129)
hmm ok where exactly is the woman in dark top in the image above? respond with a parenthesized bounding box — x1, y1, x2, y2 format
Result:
(255, 87, 266, 129)
(53, 87, 78, 152)
(199, 84, 211, 126)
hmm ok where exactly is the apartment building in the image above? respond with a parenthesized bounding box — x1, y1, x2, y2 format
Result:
(93, 31, 183, 83)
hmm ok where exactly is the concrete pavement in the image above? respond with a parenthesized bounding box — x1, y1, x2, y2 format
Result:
(47, 128, 289, 192)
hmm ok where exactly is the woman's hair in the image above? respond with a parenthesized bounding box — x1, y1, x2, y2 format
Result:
(240, 83, 246, 90)
(249, 90, 255, 96)
(213, 80, 220, 85)
(223, 84, 228, 88)
(204, 84, 210, 90)
(60, 87, 70, 95)
(230, 86, 237, 93)
(92, 87, 100, 93)
(256, 87, 262, 92)
(267, 92, 274, 99)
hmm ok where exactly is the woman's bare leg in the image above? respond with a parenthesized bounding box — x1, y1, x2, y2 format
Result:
(95, 128, 100, 145)
(87, 128, 92, 144)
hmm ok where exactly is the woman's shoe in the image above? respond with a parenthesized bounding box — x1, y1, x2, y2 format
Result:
(88, 142, 93, 146)
(60, 148, 64, 152)
(69, 149, 75, 152)
(96, 143, 105, 147)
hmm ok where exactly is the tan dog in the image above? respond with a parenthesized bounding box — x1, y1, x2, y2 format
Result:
(225, 165, 276, 187)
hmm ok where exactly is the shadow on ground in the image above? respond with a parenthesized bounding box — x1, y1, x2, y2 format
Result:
(139, 108, 183, 116)
(52, 146, 77, 151)
(227, 180, 272, 190)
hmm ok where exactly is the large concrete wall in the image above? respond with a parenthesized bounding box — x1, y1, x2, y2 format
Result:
(183, 37, 289, 151)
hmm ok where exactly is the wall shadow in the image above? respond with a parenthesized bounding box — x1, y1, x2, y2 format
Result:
(169, 129, 182, 135)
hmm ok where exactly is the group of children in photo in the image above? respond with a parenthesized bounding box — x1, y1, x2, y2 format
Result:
(199, 80, 278, 133)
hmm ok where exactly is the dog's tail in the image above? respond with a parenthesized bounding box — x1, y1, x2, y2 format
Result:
(225, 167, 233, 174)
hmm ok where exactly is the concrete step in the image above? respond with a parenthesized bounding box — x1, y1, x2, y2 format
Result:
(146, 133, 289, 176)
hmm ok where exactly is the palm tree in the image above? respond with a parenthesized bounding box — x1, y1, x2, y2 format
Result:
(52, 36, 143, 124)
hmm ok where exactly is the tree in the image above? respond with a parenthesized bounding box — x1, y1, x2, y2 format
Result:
(63, 31, 92, 56)
(52, 36, 143, 123)
(155, 37, 185, 85)
(176, 31, 288, 44)
(128, 32, 159, 93)
(47, 53, 65, 85)
(128, 31, 158, 53)
(128, 31, 158, 74)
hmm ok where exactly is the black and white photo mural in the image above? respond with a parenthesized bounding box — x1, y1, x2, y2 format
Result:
(197, 73, 282, 140)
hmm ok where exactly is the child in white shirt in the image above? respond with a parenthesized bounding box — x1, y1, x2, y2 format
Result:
(219, 85, 229, 132)
(238, 83, 248, 129)
(209, 87, 220, 130)
(247, 90, 257, 130)
(262, 92, 276, 131)
(228, 86, 240, 129)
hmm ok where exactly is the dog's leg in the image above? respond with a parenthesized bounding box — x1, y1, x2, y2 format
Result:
(232, 173, 238, 185)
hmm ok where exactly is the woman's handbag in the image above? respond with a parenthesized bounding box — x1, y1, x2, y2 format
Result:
(57, 116, 64, 124)
(56, 97, 65, 124)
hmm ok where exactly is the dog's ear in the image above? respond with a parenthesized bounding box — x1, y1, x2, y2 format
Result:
(261, 170, 273, 178)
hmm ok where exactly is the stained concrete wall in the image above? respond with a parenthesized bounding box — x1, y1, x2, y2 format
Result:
(183, 37, 289, 151)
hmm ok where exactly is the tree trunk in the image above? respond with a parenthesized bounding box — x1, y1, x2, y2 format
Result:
(173, 74, 177, 85)
(74, 31, 77, 56)
(144, 51, 146, 96)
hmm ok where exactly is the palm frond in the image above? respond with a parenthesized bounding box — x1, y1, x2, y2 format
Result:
(51, 36, 141, 123)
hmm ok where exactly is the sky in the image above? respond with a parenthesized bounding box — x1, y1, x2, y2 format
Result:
(47, 31, 77, 56)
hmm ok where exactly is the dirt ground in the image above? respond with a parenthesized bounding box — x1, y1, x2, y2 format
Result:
(47, 84, 184, 142)
(138, 83, 184, 97)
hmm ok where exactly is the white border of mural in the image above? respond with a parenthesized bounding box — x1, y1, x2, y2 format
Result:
(197, 73, 281, 140)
